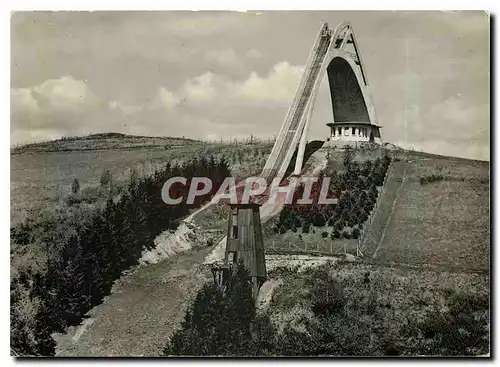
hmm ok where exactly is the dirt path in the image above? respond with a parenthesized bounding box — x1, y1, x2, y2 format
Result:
(54, 246, 212, 356)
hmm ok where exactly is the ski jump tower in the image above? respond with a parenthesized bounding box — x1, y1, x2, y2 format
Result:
(221, 22, 381, 301)
(261, 22, 382, 184)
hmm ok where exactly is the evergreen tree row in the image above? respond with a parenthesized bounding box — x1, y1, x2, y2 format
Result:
(11, 155, 231, 356)
(275, 150, 391, 236)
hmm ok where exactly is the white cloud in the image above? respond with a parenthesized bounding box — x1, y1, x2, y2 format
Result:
(10, 76, 103, 144)
(246, 49, 263, 59)
(108, 100, 144, 115)
(235, 61, 304, 103)
(182, 72, 217, 102)
(156, 87, 179, 110)
(205, 49, 239, 67)
(11, 128, 63, 145)
(30, 76, 97, 111)
(11, 88, 39, 114)
(161, 61, 304, 107)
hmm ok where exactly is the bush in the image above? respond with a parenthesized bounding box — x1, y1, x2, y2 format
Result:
(321, 231, 328, 238)
(417, 292, 489, 356)
(351, 228, 360, 239)
(312, 213, 326, 227)
(331, 230, 341, 239)
(100, 170, 113, 187)
(342, 230, 351, 239)
(71, 178, 80, 194)
(347, 214, 359, 227)
(310, 272, 345, 318)
(420, 174, 444, 185)
(164, 262, 282, 356)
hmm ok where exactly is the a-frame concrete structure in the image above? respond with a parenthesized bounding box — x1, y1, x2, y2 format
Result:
(261, 22, 382, 183)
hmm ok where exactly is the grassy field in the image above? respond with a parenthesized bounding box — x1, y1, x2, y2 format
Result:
(11, 148, 186, 224)
(371, 155, 489, 271)
(10, 134, 273, 225)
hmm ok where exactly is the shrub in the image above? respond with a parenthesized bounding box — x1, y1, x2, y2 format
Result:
(331, 230, 341, 239)
(351, 228, 360, 239)
(100, 170, 113, 187)
(321, 231, 328, 238)
(310, 272, 345, 318)
(11, 155, 232, 356)
(342, 230, 351, 239)
(312, 214, 326, 227)
(71, 178, 80, 194)
(347, 214, 359, 227)
(420, 174, 444, 185)
(417, 292, 489, 356)
(164, 262, 256, 356)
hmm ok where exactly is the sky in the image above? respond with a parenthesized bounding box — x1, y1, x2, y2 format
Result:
(11, 11, 490, 160)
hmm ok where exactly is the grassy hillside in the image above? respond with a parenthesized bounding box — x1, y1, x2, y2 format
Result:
(10, 135, 273, 225)
(368, 153, 489, 271)
(11, 132, 198, 154)
(10, 139, 490, 356)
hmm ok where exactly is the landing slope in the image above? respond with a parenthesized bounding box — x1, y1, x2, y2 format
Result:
(370, 154, 489, 271)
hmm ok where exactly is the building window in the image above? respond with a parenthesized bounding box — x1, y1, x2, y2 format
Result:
(338, 127, 341, 136)
(332, 128, 335, 137)
(352, 127, 355, 135)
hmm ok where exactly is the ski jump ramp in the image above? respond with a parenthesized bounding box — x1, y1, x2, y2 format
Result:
(260, 22, 380, 183)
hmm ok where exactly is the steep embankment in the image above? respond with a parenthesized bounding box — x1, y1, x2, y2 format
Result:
(367, 155, 489, 272)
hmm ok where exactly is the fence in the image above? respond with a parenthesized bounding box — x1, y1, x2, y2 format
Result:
(266, 237, 357, 256)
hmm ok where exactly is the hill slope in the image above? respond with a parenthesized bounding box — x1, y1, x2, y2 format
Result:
(369, 154, 489, 271)
(52, 147, 490, 356)
(11, 133, 198, 154)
